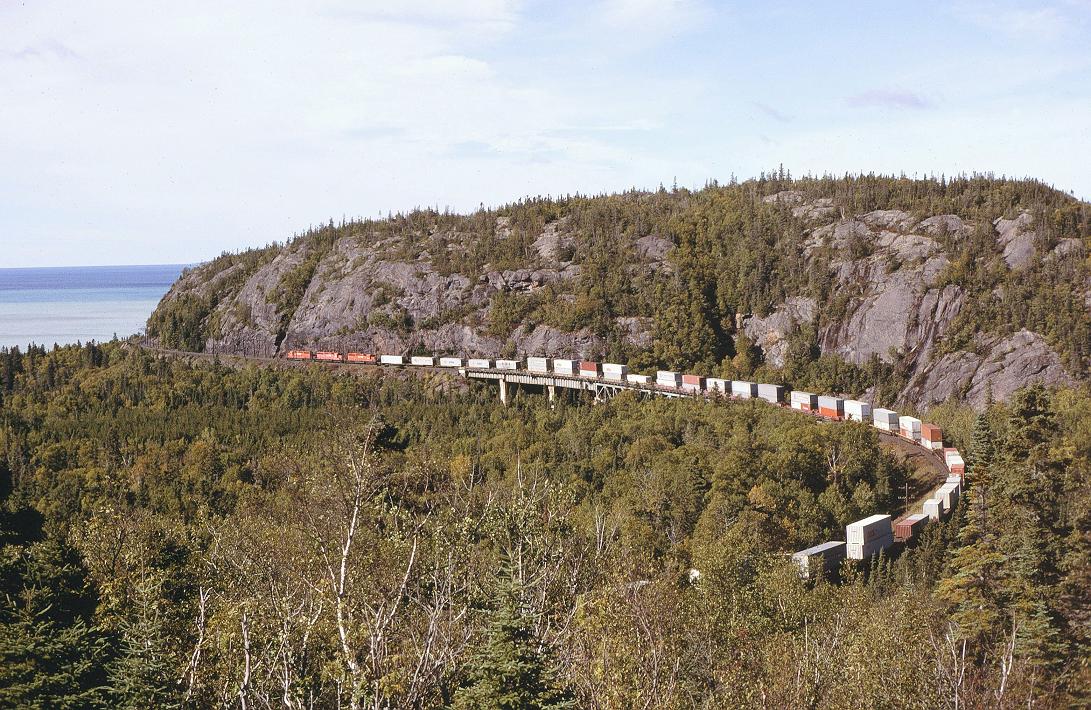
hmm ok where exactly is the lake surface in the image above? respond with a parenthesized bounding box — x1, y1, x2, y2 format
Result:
(0, 264, 187, 350)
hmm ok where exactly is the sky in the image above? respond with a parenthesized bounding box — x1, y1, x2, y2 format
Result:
(2, 0, 1089, 267)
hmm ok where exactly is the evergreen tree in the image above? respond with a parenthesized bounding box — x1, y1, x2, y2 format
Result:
(967, 413, 996, 486)
(731, 332, 763, 377)
(935, 498, 1006, 642)
(993, 387, 1066, 671)
(453, 568, 574, 710)
(1006, 384, 1054, 469)
(0, 511, 114, 709)
(108, 573, 179, 709)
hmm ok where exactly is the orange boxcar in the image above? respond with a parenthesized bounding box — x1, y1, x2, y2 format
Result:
(681, 374, 705, 391)
(579, 361, 601, 376)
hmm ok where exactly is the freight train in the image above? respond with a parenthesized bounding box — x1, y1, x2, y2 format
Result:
(282, 348, 967, 571)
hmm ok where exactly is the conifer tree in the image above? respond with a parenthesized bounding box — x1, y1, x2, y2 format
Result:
(0, 517, 113, 708)
(108, 573, 178, 709)
(453, 567, 574, 710)
(994, 387, 1065, 671)
(935, 497, 1005, 641)
(967, 413, 996, 487)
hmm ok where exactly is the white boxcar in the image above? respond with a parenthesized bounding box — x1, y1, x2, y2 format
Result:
(844, 400, 872, 422)
(554, 359, 576, 376)
(526, 356, 551, 373)
(626, 373, 650, 384)
(439, 357, 462, 367)
(757, 383, 785, 404)
(923, 498, 943, 520)
(379, 355, 404, 365)
(467, 358, 491, 369)
(846, 533, 894, 559)
(705, 377, 728, 394)
(656, 371, 681, 387)
(791, 391, 818, 412)
(899, 415, 922, 441)
(872, 408, 898, 431)
(937, 482, 960, 512)
(602, 363, 628, 381)
(731, 380, 758, 399)
(495, 359, 518, 370)
(410, 356, 434, 367)
(791, 541, 846, 579)
(846, 514, 893, 545)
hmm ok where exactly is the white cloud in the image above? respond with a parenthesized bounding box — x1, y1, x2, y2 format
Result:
(598, 0, 708, 30)
(590, 0, 712, 49)
(0, 0, 1088, 267)
(953, 0, 1085, 39)
(846, 89, 932, 110)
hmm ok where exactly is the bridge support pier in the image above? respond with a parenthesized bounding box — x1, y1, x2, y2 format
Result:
(547, 384, 556, 406)
(498, 378, 508, 405)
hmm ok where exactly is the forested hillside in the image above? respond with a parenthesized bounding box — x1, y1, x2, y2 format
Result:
(1, 343, 1088, 706)
(148, 172, 1091, 410)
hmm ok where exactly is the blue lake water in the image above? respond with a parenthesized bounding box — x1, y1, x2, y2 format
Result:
(0, 264, 187, 350)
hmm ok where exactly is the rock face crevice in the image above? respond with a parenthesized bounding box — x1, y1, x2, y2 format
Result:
(735, 199, 1080, 408)
(901, 329, 1076, 410)
(153, 194, 1084, 410)
(746, 207, 969, 374)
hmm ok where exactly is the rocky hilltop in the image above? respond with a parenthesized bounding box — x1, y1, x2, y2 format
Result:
(149, 175, 1090, 410)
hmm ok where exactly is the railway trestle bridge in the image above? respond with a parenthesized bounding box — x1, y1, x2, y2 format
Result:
(461, 368, 693, 405)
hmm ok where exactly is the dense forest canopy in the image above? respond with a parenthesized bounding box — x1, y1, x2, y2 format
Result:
(1, 342, 1088, 707)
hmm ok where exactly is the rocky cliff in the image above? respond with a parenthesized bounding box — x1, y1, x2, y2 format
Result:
(741, 195, 1080, 408)
(149, 176, 1090, 411)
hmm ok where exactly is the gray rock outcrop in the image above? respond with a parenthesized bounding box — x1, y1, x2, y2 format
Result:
(903, 329, 1075, 409)
(743, 297, 817, 367)
(154, 197, 1083, 411)
(995, 212, 1037, 270)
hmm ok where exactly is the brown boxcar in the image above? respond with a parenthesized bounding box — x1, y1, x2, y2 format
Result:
(346, 352, 376, 364)
(894, 513, 929, 542)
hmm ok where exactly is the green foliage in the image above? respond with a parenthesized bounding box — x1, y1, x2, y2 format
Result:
(453, 566, 574, 710)
(0, 508, 113, 709)
(0, 342, 1089, 705)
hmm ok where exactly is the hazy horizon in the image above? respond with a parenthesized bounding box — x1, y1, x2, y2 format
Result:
(0, 263, 184, 348)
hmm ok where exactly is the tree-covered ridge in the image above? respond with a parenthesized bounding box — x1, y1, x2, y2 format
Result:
(146, 172, 1091, 408)
(1, 342, 1088, 706)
